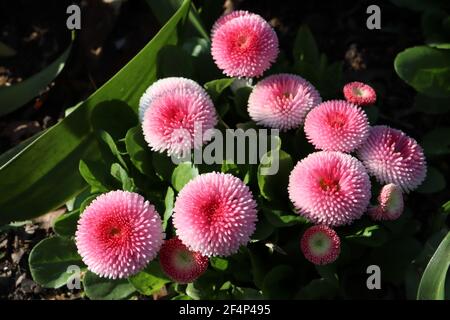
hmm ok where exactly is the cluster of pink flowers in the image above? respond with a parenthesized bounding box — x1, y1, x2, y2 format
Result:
(75, 10, 428, 281)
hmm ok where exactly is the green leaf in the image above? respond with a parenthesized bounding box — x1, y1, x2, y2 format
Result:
(417, 166, 446, 194)
(210, 257, 229, 272)
(99, 131, 128, 169)
(262, 265, 297, 299)
(417, 231, 450, 299)
(110, 163, 135, 192)
(53, 210, 80, 238)
(157, 45, 194, 78)
(0, 33, 72, 116)
(262, 207, 305, 228)
(394, 46, 450, 98)
(152, 152, 176, 182)
(128, 261, 170, 296)
(147, 0, 209, 40)
(233, 86, 252, 119)
(171, 162, 199, 192)
(163, 186, 175, 230)
(421, 127, 450, 155)
(345, 223, 389, 247)
(84, 271, 136, 300)
(258, 144, 293, 203)
(0, 0, 191, 224)
(204, 78, 235, 101)
(295, 279, 337, 300)
(29, 237, 83, 288)
(293, 25, 320, 68)
(125, 126, 157, 178)
(79, 160, 111, 193)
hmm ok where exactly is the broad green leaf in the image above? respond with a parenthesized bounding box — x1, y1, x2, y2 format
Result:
(345, 223, 389, 247)
(421, 127, 450, 155)
(125, 126, 157, 178)
(79, 160, 111, 193)
(53, 210, 80, 238)
(258, 146, 293, 203)
(262, 206, 305, 228)
(0, 34, 72, 116)
(262, 265, 296, 299)
(417, 231, 450, 300)
(128, 261, 170, 296)
(83, 271, 136, 300)
(0, 0, 192, 224)
(110, 163, 135, 192)
(157, 45, 194, 78)
(251, 214, 275, 241)
(147, 0, 209, 39)
(210, 257, 229, 272)
(29, 236, 84, 288)
(171, 162, 199, 192)
(394, 46, 450, 98)
(204, 78, 235, 101)
(163, 186, 175, 230)
(417, 166, 446, 194)
(295, 279, 337, 300)
(99, 131, 128, 169)
(152, 152, 176, 182)
(293, 25, 320, 69)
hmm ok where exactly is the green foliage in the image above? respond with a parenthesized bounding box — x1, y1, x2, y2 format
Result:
(84, 271, 136, 300)
(0, 0, 192, 224)
(417, 231, 450, 299)
(129, 261, 170, 296)
(394, 46, 450, 98)
(28, 237, 84, 288)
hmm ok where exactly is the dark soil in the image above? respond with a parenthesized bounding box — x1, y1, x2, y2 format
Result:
(0, 0, 448, 299)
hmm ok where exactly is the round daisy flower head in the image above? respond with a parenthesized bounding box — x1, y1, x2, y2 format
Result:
(140, 77, 217, 157)
(288, 151, 371, 227)
(343, 81, 377, 106)
(357, 125, 427, 192)
(248, 74, 322, 131)
(368, 184, 404, 221)
(75, 190, 164, 279)
(211, 10, 279, 78)
(173, 172, 258, 257)
(301, 225, 340, 265)
(159, 237, 209, 283)
(304, 100, 369, 153)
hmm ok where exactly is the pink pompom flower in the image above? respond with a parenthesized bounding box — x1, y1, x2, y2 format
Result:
(343, 81, 377, 106)
(368, 183, 404, 221)
(75, 190, 164, 279)
(248, 73, 322, 131)
(304, 100, 369, 153)
(173, 172, 258, 257)
(357, 125, 427, 192)
(288, 151, 371, 227)
(301, 225, 341, 265)
(159, 237, 209, 283)
(140, 77, 217, 156)
(211, 10, 279, 78)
